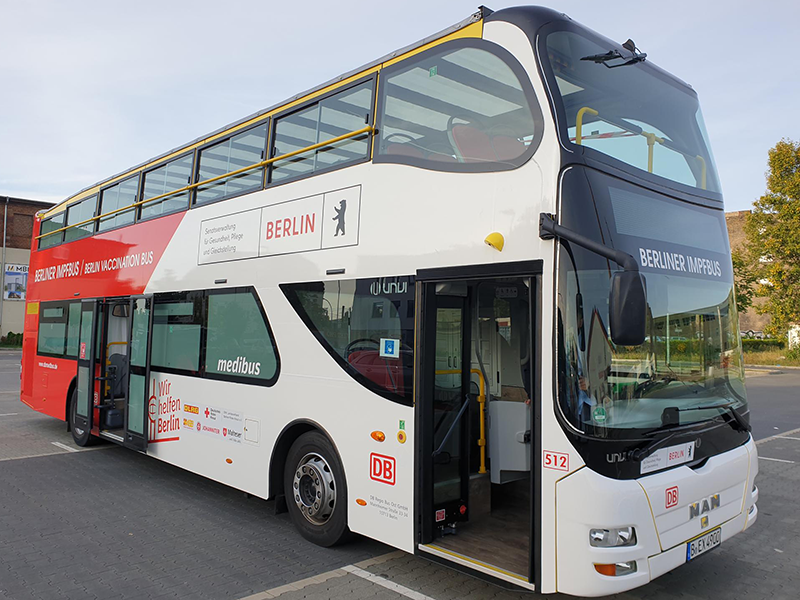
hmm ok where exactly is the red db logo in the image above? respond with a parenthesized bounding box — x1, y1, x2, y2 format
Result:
(370, 453, 396, 486)
(666, 486, 679, 509)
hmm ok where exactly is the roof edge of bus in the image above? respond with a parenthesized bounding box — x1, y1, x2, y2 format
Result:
(40, 7, 488, 219)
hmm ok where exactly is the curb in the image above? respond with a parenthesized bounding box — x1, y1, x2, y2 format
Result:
(745, 363, 800, 371)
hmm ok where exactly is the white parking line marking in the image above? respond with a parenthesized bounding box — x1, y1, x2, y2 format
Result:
(760, 456, 795, 464)
(343, 565, 436, 600)
(756, 426, 800, 445)
(51, 441, 79, 453)
(0, 413, 19, 416)
(778, 436, 800, 441)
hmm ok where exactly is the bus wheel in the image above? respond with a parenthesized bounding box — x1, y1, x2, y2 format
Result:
(69, 389, 95, 447)
(284, 431, 350, 547)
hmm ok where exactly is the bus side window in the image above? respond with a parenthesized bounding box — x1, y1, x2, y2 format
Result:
(270, 80, 374, 184)
(140, 153, 194, 221)
(37, 302, 69, 356)
(204, 289, 279, 385)
(375, 40, 543, 172)
(282, 276, 414, 404)
(151, 296, 203, 373)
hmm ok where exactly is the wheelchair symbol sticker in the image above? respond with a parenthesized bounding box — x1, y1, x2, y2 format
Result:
(379, 338, 400, 358)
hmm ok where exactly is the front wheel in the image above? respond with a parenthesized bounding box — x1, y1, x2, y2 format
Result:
(69, 388, 95, 447)
(284, 431, 350, 547)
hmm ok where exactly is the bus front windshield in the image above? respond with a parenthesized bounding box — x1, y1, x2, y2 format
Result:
(557, 168, 747, 437)
(544, 27, 721, 194)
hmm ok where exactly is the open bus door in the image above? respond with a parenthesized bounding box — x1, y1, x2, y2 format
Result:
(124, 296, 153, 451)
(73, 300, 99, 437)
(416, 264, 539, 589)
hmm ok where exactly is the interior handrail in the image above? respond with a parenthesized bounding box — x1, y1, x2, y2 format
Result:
(574, 106, 708, 189)
(37, 125, 376, 240)
(434, 368, 487, 474)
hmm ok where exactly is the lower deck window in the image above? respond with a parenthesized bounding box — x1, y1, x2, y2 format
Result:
(282, 276, 414, 403)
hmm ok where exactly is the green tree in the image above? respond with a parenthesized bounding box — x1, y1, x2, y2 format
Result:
(731, 248, 756, 315)
(744, 138, 800, 337)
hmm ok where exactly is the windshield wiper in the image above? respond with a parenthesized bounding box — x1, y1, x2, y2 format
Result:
(669, 403, 752, 433)
(581, 39, 647, 69)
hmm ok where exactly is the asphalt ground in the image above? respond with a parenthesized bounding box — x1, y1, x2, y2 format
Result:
(1, 350, 798, 599)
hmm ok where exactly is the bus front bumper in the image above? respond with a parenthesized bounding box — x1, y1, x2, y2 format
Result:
(555, 437, 758, 597)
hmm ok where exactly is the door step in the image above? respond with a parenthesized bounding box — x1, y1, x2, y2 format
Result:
(99, 431, 124, 443)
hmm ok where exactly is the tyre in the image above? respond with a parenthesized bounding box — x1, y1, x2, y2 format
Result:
(68, 388, 95, 447)
(284, 431, 350, 547)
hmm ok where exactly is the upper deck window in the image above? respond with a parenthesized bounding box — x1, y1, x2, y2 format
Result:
(375, 39, 542, 171)
(99, 175, 138, 231)
(544, 29, 721, 194)
(140, 153, 194, 220)
(64, 196, 97, 242)
(38, 213, 64, 249)
(196, 123, 268, 205)
(270, 81, 374, 184)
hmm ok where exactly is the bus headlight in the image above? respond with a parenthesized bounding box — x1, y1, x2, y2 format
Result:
(589, 527, 637, 547)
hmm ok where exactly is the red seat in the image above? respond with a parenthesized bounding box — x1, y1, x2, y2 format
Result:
(491, 135, 526, 161)
(450, 125, 495, 163)
(348, 350, 405, 395)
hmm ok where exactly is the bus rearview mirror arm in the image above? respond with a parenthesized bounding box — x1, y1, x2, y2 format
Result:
(539, 213, 646, 346)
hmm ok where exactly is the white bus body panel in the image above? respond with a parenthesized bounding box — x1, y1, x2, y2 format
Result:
(555, 438, 758, 597)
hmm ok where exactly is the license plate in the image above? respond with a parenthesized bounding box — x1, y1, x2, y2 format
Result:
(686, 528, 721, 561)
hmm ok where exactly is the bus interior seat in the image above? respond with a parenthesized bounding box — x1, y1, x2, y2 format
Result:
(449, 124, 495, 164)
(491, 135, 526, 162)
(107, 353, 129, 399)
(348, 350, 405, 396)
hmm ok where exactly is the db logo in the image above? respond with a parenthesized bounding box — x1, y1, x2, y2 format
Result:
(666, 486, 679, 509)
(370, 453, 396, 486)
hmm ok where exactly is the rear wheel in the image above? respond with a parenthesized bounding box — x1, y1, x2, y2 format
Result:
(284, 431, 350, 547)
(68, 388, 95, 447)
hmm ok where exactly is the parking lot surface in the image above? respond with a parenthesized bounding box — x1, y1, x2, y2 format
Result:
(1, 351, 799, 599)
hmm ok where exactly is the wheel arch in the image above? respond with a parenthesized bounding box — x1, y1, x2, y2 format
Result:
(268, 419, 344, 510)
(65, 376, 77, 430)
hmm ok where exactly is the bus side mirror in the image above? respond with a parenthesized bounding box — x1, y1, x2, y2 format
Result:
(609, 271, 646, 346)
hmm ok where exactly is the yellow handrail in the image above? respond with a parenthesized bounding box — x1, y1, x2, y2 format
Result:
(695, 155, 707, 190)
(643, 131, 664, 174)
(575, 106, 599, 146)
(434, 368, 487, 474)
(37, 126, 376, 240)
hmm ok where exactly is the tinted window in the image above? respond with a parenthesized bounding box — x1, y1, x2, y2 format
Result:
(39, 214, 64, 249)
(64, 196, 97, 242)
(376, 41, 540, 170)
(282, 276, 414, 403)
(141, 154, 193, 220)
(196, 124, 267, 205)
(99, 176, 138, 231)
(151, 297, 202, 371)
(271, 81, 373, 183)
(65, 302, 81, 357)
(205, 289, 279, 383)
(38, 302, 69, 355)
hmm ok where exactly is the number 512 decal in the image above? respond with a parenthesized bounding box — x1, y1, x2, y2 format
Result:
(543, 450, 569, 472)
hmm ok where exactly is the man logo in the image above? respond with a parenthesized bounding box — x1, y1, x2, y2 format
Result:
(689, 493, 720, 520)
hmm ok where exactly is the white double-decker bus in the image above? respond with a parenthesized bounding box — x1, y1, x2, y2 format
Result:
(22, 6, 757, 595)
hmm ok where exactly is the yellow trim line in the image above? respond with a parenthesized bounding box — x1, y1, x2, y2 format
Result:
(421, 544, 528, 581)
(38, 126, 375, 240)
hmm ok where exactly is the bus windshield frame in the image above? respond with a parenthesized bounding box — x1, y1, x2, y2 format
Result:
(556, 166, 748, 445)
(538, 20, 722, 200)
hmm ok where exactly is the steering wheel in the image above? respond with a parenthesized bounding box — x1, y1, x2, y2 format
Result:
(345, 338, 380, 358)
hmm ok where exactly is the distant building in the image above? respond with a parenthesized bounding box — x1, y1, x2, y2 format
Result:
(0, 196, 55, 337)
(725, 210, 770, 334)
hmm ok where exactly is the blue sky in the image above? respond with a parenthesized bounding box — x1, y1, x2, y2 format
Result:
(0, 0, 796, 211)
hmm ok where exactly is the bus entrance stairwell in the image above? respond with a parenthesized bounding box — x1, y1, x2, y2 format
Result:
(73, 300, 99, 443)
(418, 276, 534, 582)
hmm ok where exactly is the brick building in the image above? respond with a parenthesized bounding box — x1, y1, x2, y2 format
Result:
(725, 209, 770, 333)
(0, 196, 55, 337)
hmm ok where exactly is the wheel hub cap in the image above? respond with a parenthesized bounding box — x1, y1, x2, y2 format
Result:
(292, 452, 336, 525)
